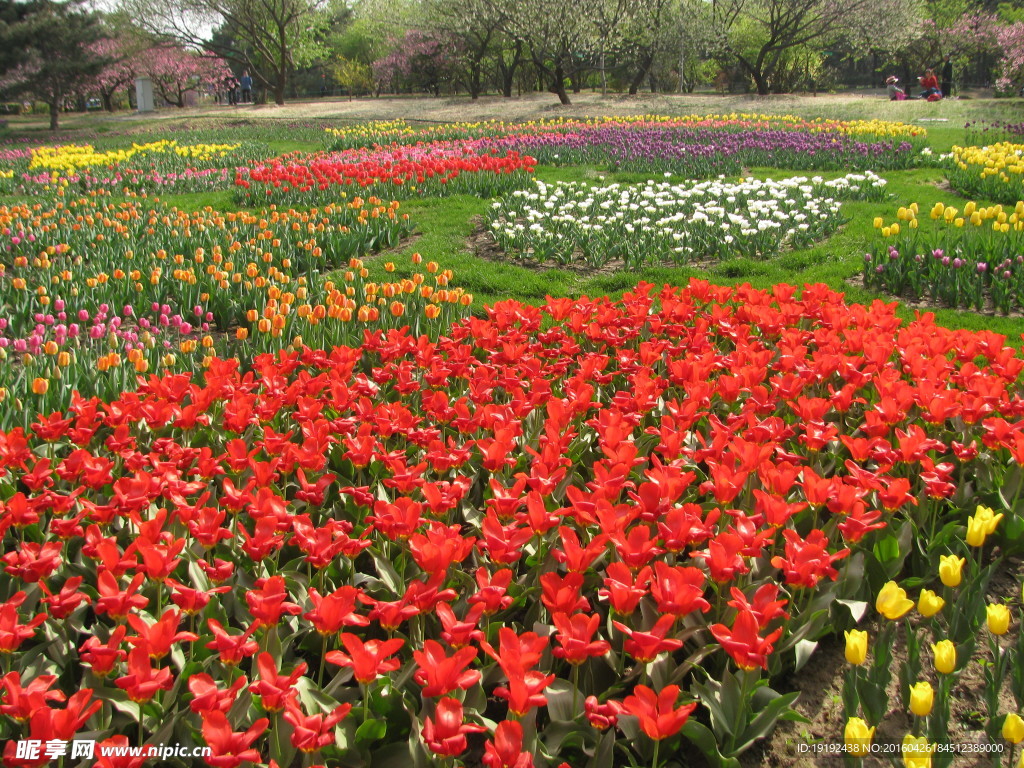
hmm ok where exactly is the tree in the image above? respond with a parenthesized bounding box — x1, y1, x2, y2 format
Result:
(997, 21, 1024, 92)
(331, 56, 375, 97)
(0, 0, 107, 129)
(145, 45, 230, 106)
(503, 0, 600, 104)
(372, 29, 458, 95)
(90, 37, 144, 111)
(423, 0, 506, 99)
(710, 0, 921, 94)
(119, 0, 327, 105)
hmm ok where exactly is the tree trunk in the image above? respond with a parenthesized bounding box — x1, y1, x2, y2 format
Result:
(500, 42, 522, 98)
(102, 90, 114, 112)
(469, 60, 482, 99)
(551, 61, 570, 105)
(628, 52, 653, 95)
(274, 71, 286, 105)
(753, 70, 770, 95)
(48, 99, 59, 131)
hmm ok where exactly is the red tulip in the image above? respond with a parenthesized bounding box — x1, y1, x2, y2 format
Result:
(325, 633, 404, 685)
(189, 673, 248, 715)
(622, 684, 697, 741)
(304, 586, 369, 634)
(770, 529, 849, 589)
(710, 608, 784, 671)
(205, 620, 259, 667)
(249, 652, 307, 712)
(482, 720, 534, 768)
(80, 625, 127, 677)
(599, 562, 652, 615)
(413, 640, 481, 697)
(584, 696, 622, 730)
(126, 608, 199, 659)
(3, 541, 63, 583)
(200, 711, 268, 768)
(650, 562, 710, 617)
(282, 699, 352, 753)
(0, 672, 66, 722)
(94, 572, 148, 619)
(0, 593, 46, 654)
(422, 697, 486, 757)
(613, 615, 682, 663)
(114, 646, 173, 703)
(467, 567, 514, 615)
(245, 575, 301, 629)
(552, 612, 610, 664)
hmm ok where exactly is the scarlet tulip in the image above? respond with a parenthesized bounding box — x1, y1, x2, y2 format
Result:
(200, 711, 269, 768)
(482, 720, 534, 768)
(621, 684, 698, 741)
(551, 612, 611, 664)
(325, 633, 404, 685)
(282, 699, 352, 753)
(413, 640, 481, 697)
(422, 697, 486, 757)
(249, 652, 307, 712)
(115, 646, 173, 703)
(710, 608, 783, 671)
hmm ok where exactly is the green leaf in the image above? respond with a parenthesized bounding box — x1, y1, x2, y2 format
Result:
(793, 639, 817, 672)
(681, 719, 740, 768)
(356, 718, 386, 745)
(734, 691, 805, 755)
(836, 599, 869, 623)
(545, 678, 577, 724)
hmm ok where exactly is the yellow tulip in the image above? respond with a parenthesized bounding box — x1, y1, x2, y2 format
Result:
(844, 718, 875, 757)
(971, 505, 1004, 539)
(932, 639, 956, 674)
(877, 581, 914, 620)
(938, 555, 965, 587)
(987, 604, 1011, 635)
(909, 681, 933, 717)
(903, 734, 933, 768)
(1004, 713, 1024, 744)
(917, 589, 944, 618)
(844, 629, 868, 665)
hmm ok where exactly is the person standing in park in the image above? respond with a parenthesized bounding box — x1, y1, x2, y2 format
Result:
(240, 71, 252, 104)
(941, 56, 953, 99)
(223, 74, 238, 106)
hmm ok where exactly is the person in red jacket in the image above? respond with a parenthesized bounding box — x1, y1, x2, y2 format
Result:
(918, 69, 941, 100)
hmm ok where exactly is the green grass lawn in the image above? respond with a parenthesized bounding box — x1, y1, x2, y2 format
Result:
(3, 96, 1023, 338)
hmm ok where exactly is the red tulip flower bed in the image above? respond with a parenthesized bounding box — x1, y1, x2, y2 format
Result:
(1, 280, 1022, 767)
(235, 143, 537, 205)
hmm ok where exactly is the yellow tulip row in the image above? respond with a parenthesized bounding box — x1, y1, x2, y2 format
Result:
(26, 140, 241, 174)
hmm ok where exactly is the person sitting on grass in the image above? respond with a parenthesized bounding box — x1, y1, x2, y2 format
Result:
(886, 76, 906, 101)
(918, 69, 942, 100)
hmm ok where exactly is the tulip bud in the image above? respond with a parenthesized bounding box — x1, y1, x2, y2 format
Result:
(844, 718, 875, 757)
(844, 629, 868, 665)
(1003, 713, 1024, 744)
(987, 604, 1010, 636)
(909, 681, 933, 717)
(876, 581, 914, 620)
(932, 639, 956, 675)
(938, 555, 965, 588)
(902, 734, 933, 768)
(917, 589, 945, 618)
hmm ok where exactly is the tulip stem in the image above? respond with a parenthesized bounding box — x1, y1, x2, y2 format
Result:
(571, 664, 580, 718)
(318, 633, 327, 689)
(651, 738, 661, 768)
